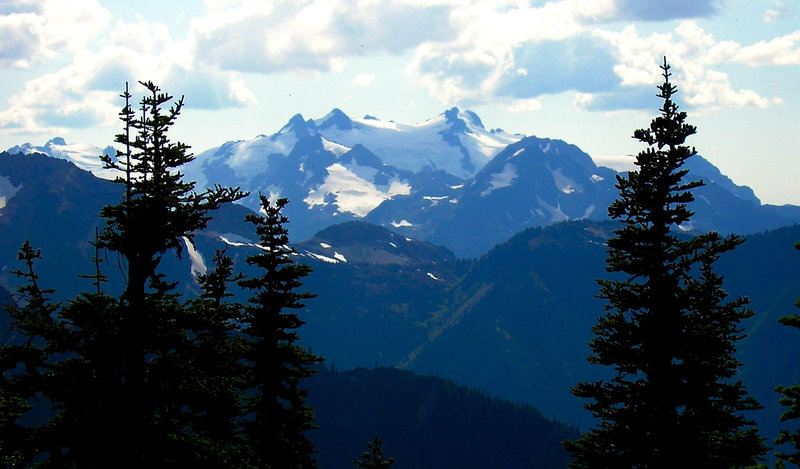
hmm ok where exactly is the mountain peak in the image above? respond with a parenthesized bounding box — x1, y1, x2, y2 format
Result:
(462, 110, 485, 130)
(443, 107, 468, 133)
(441, 107, 486, 133)
(318, 108, 353, 131)
(276, 113, 318, 140)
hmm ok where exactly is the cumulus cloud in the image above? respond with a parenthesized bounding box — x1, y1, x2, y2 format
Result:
(733, 31, 800, 66)
(2, 0, 796, 135)
(0, 15, 255, 135)
(190, 0, 458, 74)
(582, 21, 781, 112)
(0, 0, 110, 68)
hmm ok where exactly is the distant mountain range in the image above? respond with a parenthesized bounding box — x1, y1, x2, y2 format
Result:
(3, 107, 800, 450)
(8, 108, 799, 257)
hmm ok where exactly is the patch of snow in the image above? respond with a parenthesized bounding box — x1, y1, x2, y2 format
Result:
(389, 242, 398, 248)
(322, 109, 521, 179)
(427, 272, 442, 281)
(305, 251, 341, 264)
(541, 142, 552, 153)
(511, 148, 524, 158)
(536, 196, 570, 222)
(481, 163, 517, 196)
(591, 153, 637, 172)
(219, 233, 260, 248)
(678, 222, 694, 232)
(333, 252, 347, 262)
(182, 237, 207, 278)
(405, 237, 414, 242)
(391, 219, 412, 228)
(321, 137, 350, 156)
(319, 242, 331, 249)
(351, 116, 401, 131)
(548, 164, 583, 194)
(450, 184, 464, 190)
(423, 195, 449, 207)
(0, 176, 22, 210)
(582, 204, 595, 219)
(591, 174, 604, 182)
(304, 163, 411, 217)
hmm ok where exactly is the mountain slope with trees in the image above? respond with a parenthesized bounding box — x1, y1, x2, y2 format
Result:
(307, 366, 577, 469)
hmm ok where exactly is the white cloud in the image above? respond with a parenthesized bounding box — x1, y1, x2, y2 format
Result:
(763, 2, 787, 22)
(583, 21, 781, 112)
(2, 0, 797, 136)
(733, 31, 800, 66)
(0, 14, 255, 134)
(0, 0, 110, 68)
(190, 0, 458, 74)
(353, 73, 375, 86)
(501, 98, 542, 112)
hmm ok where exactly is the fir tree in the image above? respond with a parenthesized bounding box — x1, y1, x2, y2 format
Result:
(774, 243, 800, 468)
(238, 195, 323, 468)
(0, 242, 56, 466)
(353, 436, 396, 469)
(92, 81, 245, 464)
(0, 82, 246, 466)
(181, 249, 250, 466)
(564, 58, 765, 468)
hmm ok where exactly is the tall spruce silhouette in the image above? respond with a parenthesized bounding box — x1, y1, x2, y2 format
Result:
(238, 195, 323, 468)
(0, 82, 246, 466)
(563, 58, 765, 468)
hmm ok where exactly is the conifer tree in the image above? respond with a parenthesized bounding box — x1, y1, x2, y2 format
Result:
(181, 249, 249, 466)
(353, 436, 396, 469)
(564, 58, 765, 468)
(0, 242, 56, 466)
(774, 243, 800, 468)
(92, 81, 245, 464)
(238, 195, 322, 468)
(0, 82, 246, 466)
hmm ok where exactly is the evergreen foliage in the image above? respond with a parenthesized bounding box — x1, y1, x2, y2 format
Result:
(238, 194, 323, 468)
(774, 243, 800, 468)
(564, 58, 766, 468)
(353, 436, 396, 468)
(0, 82, 252, 466)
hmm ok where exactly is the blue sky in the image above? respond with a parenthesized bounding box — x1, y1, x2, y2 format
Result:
(1, 0, 799, 205)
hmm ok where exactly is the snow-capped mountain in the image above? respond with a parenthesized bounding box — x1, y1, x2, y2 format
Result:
(6, 137, 117, 179)
(180, 107, 516, 239)
(6, 108, 800, 258)
(312, 107, 519, 178)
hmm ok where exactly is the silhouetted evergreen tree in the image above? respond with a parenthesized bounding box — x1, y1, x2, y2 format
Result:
(564, 58, 765, 468)
(0, 82, 246, 466)
(774, 243, 800, 468)
(238, 195, 322, 468)
(0, 242, 55, 466)
(94, 81, 244, 464)
(181, 249, 250, 466)
(353, 436, 396, 469)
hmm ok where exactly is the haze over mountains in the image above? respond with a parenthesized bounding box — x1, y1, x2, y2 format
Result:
(8, 108, 800, 257)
